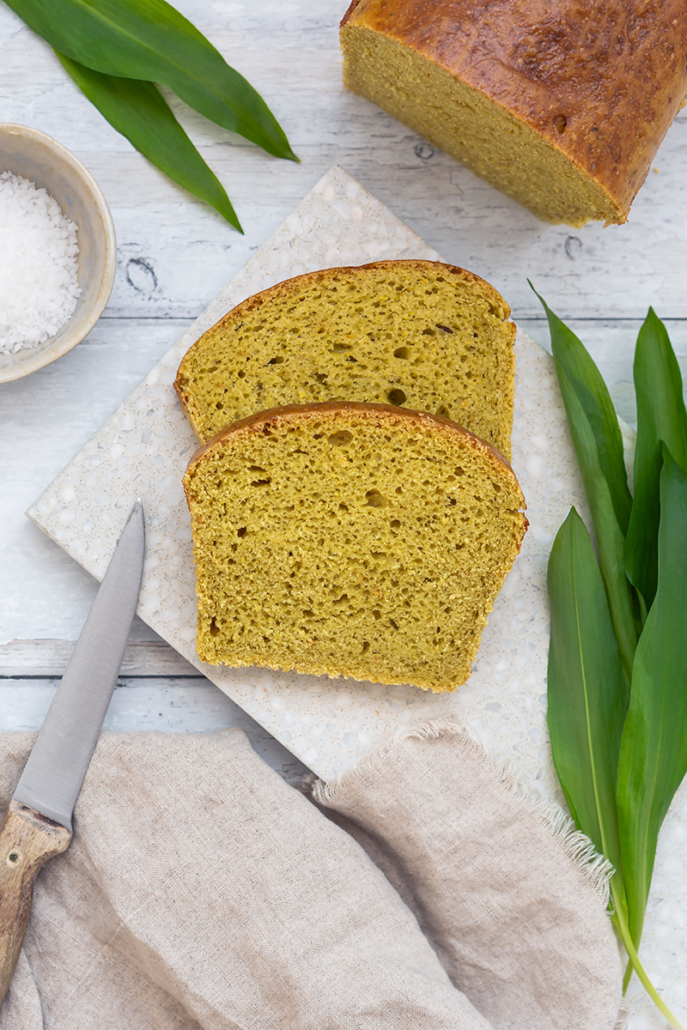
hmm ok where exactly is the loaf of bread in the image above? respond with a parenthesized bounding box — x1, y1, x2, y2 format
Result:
(183, 402, 527, 693)
(175, 259, 515, 460)
(341, 0, 687, 226)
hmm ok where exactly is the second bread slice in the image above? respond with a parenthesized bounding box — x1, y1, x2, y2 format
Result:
(175, 259, 516, 459)
(183, 402, 527, 692)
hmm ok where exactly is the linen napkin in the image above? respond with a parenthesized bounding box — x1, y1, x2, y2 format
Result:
(0, 721, 623, 1030)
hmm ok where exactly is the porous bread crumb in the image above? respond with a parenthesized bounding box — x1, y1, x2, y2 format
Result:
(340, 17, 619, 226)
(183, 402, 527, 693)
(175, 259, 515, 460)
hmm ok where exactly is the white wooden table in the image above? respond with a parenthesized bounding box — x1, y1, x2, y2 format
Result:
(1, 0, 686, 1014)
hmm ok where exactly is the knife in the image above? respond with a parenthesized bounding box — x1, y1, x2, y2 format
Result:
(0, 499, 145, 1008)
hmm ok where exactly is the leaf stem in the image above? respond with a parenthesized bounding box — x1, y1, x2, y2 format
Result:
(612, 890, 685, 1030)
(622, 958, 633, 993)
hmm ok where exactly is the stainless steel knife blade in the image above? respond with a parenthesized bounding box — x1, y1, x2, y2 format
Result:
(13, 499, 145, 831)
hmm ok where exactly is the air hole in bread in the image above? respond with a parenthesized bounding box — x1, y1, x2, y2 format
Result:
(366, 489, 387, 507)
(329, 430, 353, 447)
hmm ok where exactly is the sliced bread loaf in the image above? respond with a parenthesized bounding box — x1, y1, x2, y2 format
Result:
(175, 259, 515, 460)
(183, 402, 527, 693)
(340, 0, 687, 226)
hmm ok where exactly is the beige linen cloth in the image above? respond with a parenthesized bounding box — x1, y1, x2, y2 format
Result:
(0, 721, 623, 1030)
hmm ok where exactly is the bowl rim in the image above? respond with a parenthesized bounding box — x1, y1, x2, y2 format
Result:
(0, 122, 117, 384)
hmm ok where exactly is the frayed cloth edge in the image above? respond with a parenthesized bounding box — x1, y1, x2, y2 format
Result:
(311, 718, 614, 909)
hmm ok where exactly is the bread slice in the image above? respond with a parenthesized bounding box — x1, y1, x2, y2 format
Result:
(183, 402, 527, 693)
(175, 260, 515, 460)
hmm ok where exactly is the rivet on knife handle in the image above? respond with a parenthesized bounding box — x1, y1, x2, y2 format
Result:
(0, 802, 71, 1006)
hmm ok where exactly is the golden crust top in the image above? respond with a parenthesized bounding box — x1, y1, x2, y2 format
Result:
(174, 258, 511, 405)
(185, 399, 525, 512)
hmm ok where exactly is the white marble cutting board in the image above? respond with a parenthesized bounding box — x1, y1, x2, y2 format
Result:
(28, 164, 582, 788)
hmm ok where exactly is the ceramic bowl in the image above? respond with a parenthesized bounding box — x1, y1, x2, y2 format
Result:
(0, 124, 116, 384)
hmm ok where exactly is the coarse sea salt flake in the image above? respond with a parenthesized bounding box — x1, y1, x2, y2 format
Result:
(0, 171, 81, 354)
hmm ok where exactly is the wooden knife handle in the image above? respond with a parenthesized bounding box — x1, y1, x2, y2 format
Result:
(0, 801, 71, 1008)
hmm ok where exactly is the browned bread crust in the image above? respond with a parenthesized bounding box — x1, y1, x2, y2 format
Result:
(174, 258, 511, 422)
(186, 399, 524, 508)
(341, 0, 687, 223)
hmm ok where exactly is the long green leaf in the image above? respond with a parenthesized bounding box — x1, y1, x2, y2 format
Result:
(534, 289, 632, 532)
(56, 53, 242, 231)
(535, 290, 637, 680)
(617, 448, 687, 948)
(545, 311, 687, 1028)
(625, 310, 687, 609)
(6, 0, 297, 160)
(547, 507, 628, 888)
(556, 370, 637, 682)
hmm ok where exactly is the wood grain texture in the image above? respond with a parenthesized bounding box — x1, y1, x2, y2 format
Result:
(0, 802, 71, 1009)
(0, 4, 685, 1020)
(0, 639, 196, 678)
(0, 680, 310, 785)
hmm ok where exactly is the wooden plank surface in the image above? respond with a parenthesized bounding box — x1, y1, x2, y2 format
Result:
(1, 4, 687, 1024)
(1, 3, 687, 752)
(0, 639, 196, 678)
(0, 678, 308, 785)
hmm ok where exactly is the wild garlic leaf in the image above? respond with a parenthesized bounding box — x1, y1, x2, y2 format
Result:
(7, 0, 297, 161)
(545, 309, 687, 1029)
(534, 291, 637, 679)
(554, 370, 637, 682)
(533, 288, 632, 533)
(56, 54, 242, 231)
(547, 507, 628, 885)
(625, 310, 687, 610)
(617, 449, 687, 948)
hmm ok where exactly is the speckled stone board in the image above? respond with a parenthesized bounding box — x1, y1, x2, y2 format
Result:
(28, 166, 687, 1024)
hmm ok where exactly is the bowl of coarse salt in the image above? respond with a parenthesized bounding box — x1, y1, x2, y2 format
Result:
(0, 123, 116, 384)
